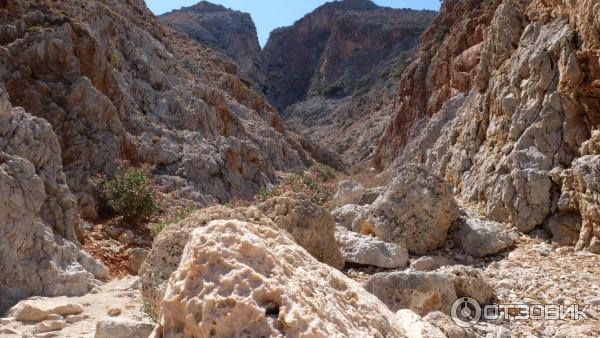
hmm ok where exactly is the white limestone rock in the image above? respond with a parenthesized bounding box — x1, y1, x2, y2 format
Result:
(7, 298, 83, 322)
(410, 256, 453, 272)
(454, 218, 515, 257)
(154, 220, 407, 338)
(395, 310, 446, 338)
(141, 194, 344, 313)
(0, 91, 107, 313)
(333, 180, 365, 206)
(364, 271, 457, 315)
(370, 165, 460, 254)
(95, 318, 155, 338)
(335, 226, 408, 268)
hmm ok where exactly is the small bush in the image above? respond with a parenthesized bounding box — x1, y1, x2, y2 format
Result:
(310, 164, 337, 182)
(142, 299, 158, 324)
(283, 172, 336, 206)
(255, 186, 282, 203)
(320, 84, 345, 98)
(94, 164, 158, 226)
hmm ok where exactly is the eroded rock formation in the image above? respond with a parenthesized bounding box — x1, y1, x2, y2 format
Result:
(0, 88, 107, 313)
(378, 0, 600, 249)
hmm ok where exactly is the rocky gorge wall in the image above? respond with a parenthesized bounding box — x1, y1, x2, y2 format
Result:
(0, 0, 330, 220)
(379, 0, 600, 251)
(159, 1, 267, 88)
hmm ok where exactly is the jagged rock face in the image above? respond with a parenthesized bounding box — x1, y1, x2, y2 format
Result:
(374, 0, 502, 168)
(379, 0, 600, 246)
(264, 0, 436, 165)
(0, 0, 319, 219)
(159, 1, 266, 87)
(154, 220, 407, 338)
(0, 89, 107, 313)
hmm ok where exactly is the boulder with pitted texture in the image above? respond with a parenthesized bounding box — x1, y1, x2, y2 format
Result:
(153, 220, 407, 338)
(140, 193, 344, 313)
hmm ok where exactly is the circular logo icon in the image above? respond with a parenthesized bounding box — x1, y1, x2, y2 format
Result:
(451, 297, 482, 328)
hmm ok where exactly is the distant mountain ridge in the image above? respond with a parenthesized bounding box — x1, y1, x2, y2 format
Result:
(160, 1, 437, 166)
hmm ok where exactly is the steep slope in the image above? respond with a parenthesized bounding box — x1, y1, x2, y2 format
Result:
(0, 0, 323, 220)
(379, 0, 600, 251)
(263, 0, 437, 166)
(159, 1, 266, 88)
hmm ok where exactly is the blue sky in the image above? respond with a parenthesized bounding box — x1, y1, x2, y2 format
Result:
(146, 0, 440, 46)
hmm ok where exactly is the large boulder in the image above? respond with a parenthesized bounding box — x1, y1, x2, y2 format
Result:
(139, 205, 275, 314)
(364, 266, 493, 316)
(335, 226, 408, 268)
(454, 218, 515, 257)
(370, 166, 460, 254)
(332, 180, 365, 206)
(140, 193, 344, 313)
(153, 220, 407, 338)
(364, 271, 457, 315)
(258, 193, 344, 268)
(0, 93, 107, 313)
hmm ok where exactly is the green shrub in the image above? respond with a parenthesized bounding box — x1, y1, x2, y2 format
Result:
(255, 186, 282, 203)
(95, 164, 158, 226)
(320, 84, 345, 98)
(283, 172, 336, 206)
(142, 299, 158, 324)
(310, 164, 337, 182)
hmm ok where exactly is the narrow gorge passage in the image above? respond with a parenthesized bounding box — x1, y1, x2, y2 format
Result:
(1, 0, 599, 337)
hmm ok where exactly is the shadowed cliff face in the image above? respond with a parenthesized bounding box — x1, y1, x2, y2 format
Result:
(263, 0, 379, 110)
(263, 0, 436, 110)
(262, 0, 437, 166)
(159, 1, 266, 88)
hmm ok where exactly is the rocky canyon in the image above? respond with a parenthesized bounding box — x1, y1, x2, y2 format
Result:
(1, 0, 600, 337)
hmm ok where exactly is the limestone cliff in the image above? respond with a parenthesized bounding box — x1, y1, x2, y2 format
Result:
(379, 0, 600, 251)
(159, 1, 266, 88)
(0, 87, 108, 313)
